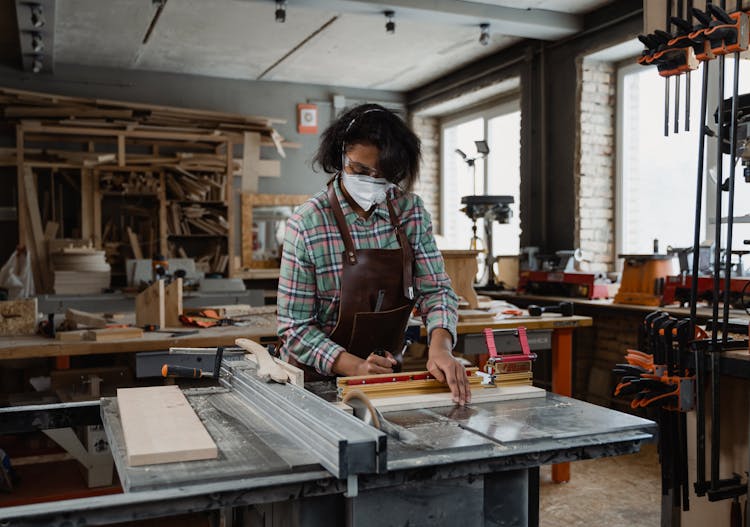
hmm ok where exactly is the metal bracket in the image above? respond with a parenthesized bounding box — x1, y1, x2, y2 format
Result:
(345, 475, 359, 498)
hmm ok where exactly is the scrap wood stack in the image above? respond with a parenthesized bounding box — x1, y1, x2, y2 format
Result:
(168, 204, 228, 236)
(0, 86, 290, 156)
(51, 244, 111, 295)
(165, 169, 226, 201)
(99, 172, 161, 194)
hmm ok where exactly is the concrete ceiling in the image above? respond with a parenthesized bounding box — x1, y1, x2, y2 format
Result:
(15, 0, 614, 91)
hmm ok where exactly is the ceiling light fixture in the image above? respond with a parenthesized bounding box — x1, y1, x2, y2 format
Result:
(31, 57, 43, 74)
(384, 11, 395, 34)
(479, 23, 490, 46)
(275, 1, 286, 23)
(30, 4, 45, 29)
(31, 32, 44, 53)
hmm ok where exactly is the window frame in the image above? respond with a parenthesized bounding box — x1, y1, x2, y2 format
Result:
(438, 95, 521, 238)
(614, 59, 720, 262)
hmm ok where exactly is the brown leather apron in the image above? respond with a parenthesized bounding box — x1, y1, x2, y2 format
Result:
(326, 180, 416, 359)
(290, 178, 416, 380)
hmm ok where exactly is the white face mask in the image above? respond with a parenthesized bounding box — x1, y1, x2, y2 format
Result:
(341, 171, 393, 210)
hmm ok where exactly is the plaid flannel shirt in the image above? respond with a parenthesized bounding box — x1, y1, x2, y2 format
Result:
(277, 177, 458, 375)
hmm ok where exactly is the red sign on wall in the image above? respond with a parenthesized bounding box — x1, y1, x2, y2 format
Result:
(297, 103, 318, 134)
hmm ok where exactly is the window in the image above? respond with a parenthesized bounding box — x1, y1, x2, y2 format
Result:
(618, 57, 750, 266)
(617, 62, 704, 256)
(440, 100, 521, 259)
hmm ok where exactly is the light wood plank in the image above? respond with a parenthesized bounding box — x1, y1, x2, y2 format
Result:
(83, 327, 144, 341)
(23, 167, 51, 292)
(241, 132, 260, 193)
(364, 385, 546, 412)
(164, 278, 183, 328)
(135, 280, 165, 328)
(441, 250, 480, 309)
(118, 385, 218, 467)
(126, 227, 143, 260)
(65, 308, 108, 328)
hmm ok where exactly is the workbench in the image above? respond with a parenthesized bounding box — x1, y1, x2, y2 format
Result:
(0, 323, 278, 361)
(0, 356, 655, 527)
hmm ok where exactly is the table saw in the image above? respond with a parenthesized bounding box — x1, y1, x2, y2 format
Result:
(0, 355, 655, 527)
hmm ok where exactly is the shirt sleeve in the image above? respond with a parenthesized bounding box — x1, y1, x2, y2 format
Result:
(410, 196, 459, 347)
(277, 214, 346, 375)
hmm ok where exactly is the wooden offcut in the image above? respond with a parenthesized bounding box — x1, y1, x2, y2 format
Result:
(126, 227, 143, 260)
(83, 327, 144, 342)
(117, 385, 218, 467)
(0, 298, 37, 336)
(135, 280, 165, 328)
(164, 278, 183, 327)
(457, 309, 497, 322)
(65, 308, 109, 328)
(441, 250, 480, 309)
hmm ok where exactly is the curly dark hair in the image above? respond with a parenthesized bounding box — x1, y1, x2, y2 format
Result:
(313, 103, 421, 190)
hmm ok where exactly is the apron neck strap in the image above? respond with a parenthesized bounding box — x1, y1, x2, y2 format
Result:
(327, 179, 358, 265)
(327, 176, 415, 299)
(386, 197, 415, 300)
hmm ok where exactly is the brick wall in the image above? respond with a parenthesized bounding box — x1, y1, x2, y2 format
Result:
(409, 114, 441, 232)
(576, 59, 616, 273)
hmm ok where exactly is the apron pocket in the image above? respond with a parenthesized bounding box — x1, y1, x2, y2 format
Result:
(347, 304, 413, 359)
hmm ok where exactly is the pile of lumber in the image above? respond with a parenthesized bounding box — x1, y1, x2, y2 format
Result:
(168, 204, 228, 236)
(165, 169, 225, 201)
(51, 245, 111, 295)
(100, 171, 161, 194)
(0, 86, 288, 154)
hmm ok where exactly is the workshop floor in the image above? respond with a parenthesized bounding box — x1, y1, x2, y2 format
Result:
(540, 443, 660, 527)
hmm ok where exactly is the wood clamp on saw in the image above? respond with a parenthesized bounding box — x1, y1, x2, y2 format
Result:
(478, 327, 537, 386)
(337, 327, 541, 409)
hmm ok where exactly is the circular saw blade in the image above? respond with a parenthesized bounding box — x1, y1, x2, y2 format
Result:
(342, 389, 381, 430)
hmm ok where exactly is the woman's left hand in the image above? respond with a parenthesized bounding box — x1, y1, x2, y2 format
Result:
(426, 328, 471, 406)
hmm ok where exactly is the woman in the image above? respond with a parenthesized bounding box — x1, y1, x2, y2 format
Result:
(277, 103, 470, 405)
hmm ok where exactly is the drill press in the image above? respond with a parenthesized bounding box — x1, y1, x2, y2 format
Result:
(460, 194, 514, 287)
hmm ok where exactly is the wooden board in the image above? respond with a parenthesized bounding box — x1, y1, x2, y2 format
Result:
(55, 330, 86, 342)
(367, 385, 546, 412)
(23, 167, 51, 292)
(83, 327, 144, 342)
(164, 278, 183, 328)
(441, 250, 479, 309)
(117, 385, 218, 467)
(126, 227, 143, 260)
(135, 280, 165, 328)
(65, 308, 108, 328)
(457, 309, 497, 322)
(0, 299, 37, 336)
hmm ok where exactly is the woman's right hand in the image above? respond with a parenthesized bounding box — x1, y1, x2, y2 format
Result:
(356, 351, 397, 375)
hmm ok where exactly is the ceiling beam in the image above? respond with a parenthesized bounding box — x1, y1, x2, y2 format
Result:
(14, 0, 55, 73)
(245, 0, 582, 40)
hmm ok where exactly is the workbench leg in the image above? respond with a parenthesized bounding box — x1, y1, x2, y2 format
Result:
(551, 327, 573, 483)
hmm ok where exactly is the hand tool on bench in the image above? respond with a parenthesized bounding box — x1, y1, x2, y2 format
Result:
(162, 346, 224, 379)
(527, 301, 573, 317)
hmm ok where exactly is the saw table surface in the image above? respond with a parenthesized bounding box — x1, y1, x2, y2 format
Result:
(0, 378, 655, 527)
(101, 388, 320, 492)
(102, 379, 653, 492)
